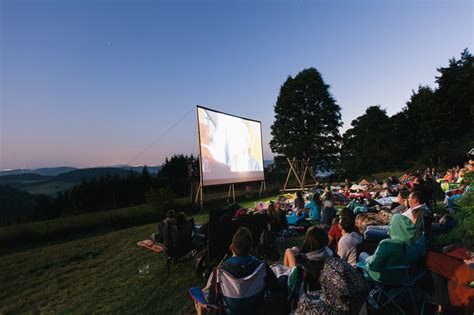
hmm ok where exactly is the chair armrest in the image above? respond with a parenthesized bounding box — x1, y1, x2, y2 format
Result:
(188, 288, 219, 310)
(371, 265, 411, 272)
(356, 261, 367, 270)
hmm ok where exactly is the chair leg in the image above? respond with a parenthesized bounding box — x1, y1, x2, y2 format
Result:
(379, 288, 406, 315)
(409, 288, 418, 315)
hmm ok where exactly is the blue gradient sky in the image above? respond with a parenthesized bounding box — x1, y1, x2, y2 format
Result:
(1, 0, 472, 169)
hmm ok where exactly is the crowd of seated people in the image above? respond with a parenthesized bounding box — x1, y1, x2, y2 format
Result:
(186, 162, 473, 314)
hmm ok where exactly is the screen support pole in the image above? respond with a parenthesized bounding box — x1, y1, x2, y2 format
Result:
(194, 183, 203, 206)
(259, 180, 267, 198)
(227, 184, 235, 204)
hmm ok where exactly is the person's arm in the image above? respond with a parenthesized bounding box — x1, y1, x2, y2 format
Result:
(328, 226, 336, 245)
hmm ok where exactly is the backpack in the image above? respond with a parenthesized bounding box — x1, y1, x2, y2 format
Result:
(294, 257, 368, 315)
(319, 257, 368, 313)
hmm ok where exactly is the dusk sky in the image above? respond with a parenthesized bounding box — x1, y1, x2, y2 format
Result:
(1, 0, 472, 170)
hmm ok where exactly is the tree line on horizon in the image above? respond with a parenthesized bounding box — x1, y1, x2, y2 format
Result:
(270, 48, 473, 177)
(0, 155, 199, 225)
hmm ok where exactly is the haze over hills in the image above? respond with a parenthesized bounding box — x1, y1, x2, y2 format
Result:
(0, 160, 274, 197)
(0, 167, 147, 196)
(0, 165, 162, 177)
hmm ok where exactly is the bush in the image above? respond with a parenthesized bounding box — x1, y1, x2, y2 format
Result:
(436, 190, 474, 249)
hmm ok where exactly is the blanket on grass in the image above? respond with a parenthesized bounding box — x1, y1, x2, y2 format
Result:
(137, 239, 165, 253)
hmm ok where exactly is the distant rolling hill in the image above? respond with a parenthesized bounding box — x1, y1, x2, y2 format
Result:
(33, 167, 78, 176)
(0, 173, 51, 182)
(1, 165, 160, 177)
(0, 167, 143, 196)
(53, 168, 136, 183)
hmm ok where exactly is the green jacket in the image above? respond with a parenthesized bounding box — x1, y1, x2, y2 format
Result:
(366, 214, 426, 284)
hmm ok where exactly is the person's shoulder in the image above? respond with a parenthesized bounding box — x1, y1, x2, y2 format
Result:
(339, 234, 351, 245)
(352, 232, 363, 242)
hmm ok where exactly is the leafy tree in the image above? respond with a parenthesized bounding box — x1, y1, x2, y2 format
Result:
(341, 106, 394, 176)
(270, 68, 342, 171)
(432, 48, 473, 165)
(389, 109, 416, 168)
(404, 86, 438, 164)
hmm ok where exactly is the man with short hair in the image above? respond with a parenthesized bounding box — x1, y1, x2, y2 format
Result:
(403, 191, 429, 224)
(337, 218, 362, 266)
(391, 190, 409, 215)
(404, 191, 433, 246)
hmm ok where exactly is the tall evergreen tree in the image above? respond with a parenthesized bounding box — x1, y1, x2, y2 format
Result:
(270, 68, 342, 171)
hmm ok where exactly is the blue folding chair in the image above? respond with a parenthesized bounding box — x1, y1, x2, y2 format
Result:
(189, 262, 267, 314)
(357, 262, 426, 315)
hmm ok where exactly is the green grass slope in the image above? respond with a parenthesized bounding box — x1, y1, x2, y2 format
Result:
(0, 223, 201, 314)
(0, 196, 279, 314)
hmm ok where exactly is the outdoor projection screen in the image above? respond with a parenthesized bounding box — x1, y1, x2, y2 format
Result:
(197, 106, 264, 186)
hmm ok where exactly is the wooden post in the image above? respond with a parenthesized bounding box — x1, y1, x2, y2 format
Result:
(259, 180, 267, 198)
(282, 157, 294, 193)
(227, 184, 235, 204)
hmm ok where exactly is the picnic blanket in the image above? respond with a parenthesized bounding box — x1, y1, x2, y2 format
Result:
(137, 239, 165, 254)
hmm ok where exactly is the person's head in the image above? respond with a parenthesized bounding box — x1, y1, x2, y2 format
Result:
(408, 191, 425, 208)
(340, 207, 355, 221)
(388, 214, 416, 244)
(340, 217, 355, 234)
(397, 190, 409, 205)
(413, 177, 424, 186)
(166, 209, 176, 219)
(296, 191, 302, 198)
(332, 216, 340, 226)
(275, 201, 282, 212)
(301, 226, 328, 253)
(230, 227, 253, 257)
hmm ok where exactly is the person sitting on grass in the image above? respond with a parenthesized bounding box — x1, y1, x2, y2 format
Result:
(328, 216, 342, 251)
(304, 193, 322, 222)
(320, 200, 337, 227)
(153, 209, 176, 245)
(281, 226, 333, 291)
(294, 191, 305, 210)
(337, 216, 362, 266)
(267, 204, 284, 234)
(197, 227, 280, 315)
(275, 201, 289, 230)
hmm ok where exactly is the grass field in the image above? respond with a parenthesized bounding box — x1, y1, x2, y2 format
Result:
(0, 196, 280, 314)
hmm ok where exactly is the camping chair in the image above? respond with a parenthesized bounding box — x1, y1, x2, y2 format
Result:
(189, 262, 267, 314)
(166, 218, 196, 273)
(357, 262, 426, 315)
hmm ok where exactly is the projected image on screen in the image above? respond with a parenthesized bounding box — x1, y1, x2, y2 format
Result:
(197, 106, 264, 186)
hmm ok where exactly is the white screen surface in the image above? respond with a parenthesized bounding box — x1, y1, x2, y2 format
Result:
(197, 106, 264, 186)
